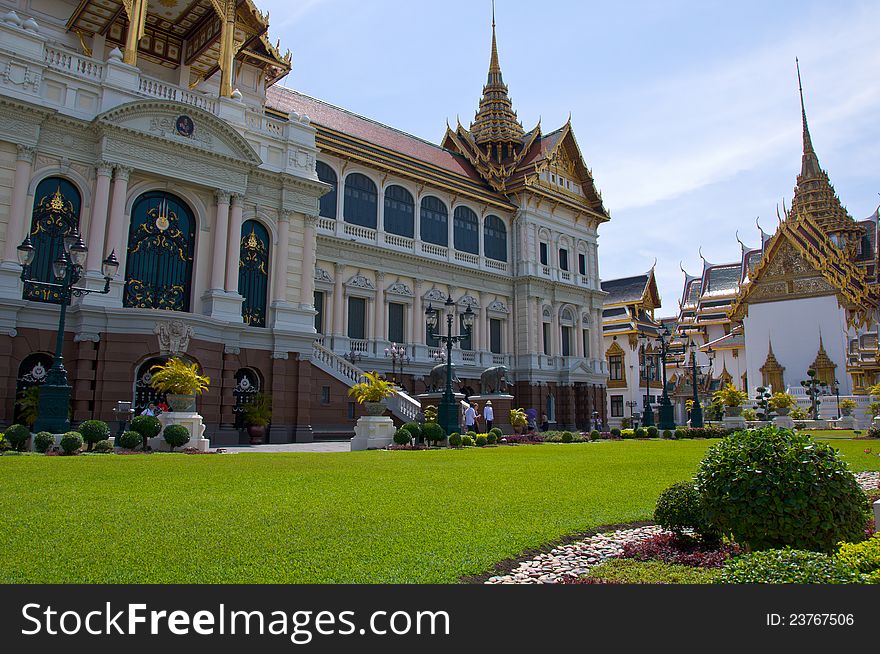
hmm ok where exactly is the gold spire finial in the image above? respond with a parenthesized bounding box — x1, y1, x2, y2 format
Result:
(796, 58, 819, 177)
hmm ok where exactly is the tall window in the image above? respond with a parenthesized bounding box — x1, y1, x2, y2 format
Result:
(483, 215, 507, 262)
(611, 395, 624, 418)
(347, 297, 366, 339)
(561, 326, 571, 356)
(24, 177, 81, 303)
(388, 302, 405, 343)
(316, 161, 337, 219)
(539, 242, 548, 266)
(578, 253, 587, 276)
(420, 196, 447, 246)
(238, 220, 270, 327)
(609, 355, 623, 381)
(542, 323, 551, 355)
(489, 318, 502, 354)
(559, 249, 569, 271)
(124, 191, 195, 312)
(314, 291, 324, 333)
(343, 173, 377, 229)
(453, 206, 479, 254)
(459, 314, 473, 351)
(582, 329, 591, 358)
(383, 185, 414, 238)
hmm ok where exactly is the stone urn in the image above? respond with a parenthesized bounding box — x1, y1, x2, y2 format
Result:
(247, 424, 266, 445)
(775, 407, 791, 416)
(724, 405, 743, 418)
(364, 401, 387, 416)
(167, 393, 196, 412)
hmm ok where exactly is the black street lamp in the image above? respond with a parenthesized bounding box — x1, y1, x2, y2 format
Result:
(638, 334, 655, 428)
(832, 378, 841, 419)
(384, 342, 410, 387)
(655, 325, 676, 430)
(800, 368, 827, 419)
(17, 231, 119, 434)
(688, 339, 704, 428)
(426, 296, 474, 437)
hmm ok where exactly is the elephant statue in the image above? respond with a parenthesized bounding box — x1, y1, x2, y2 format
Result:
(427, 363, 460, 392)
(480, 365, 511, 395)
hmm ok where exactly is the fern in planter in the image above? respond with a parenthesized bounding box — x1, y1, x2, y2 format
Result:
(348, 372, 396, 404)
(150, 358, 210, 395)
(242, 393, 272, 427)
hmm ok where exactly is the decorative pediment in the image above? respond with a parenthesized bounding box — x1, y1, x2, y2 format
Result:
(346, 273, 374, 290)
(314, 267, 333, 284)
(542, 305, 552, 319)
(387, 281, 413, 297)
(458, 294, 479, 308)
(96, 100, 261, 165)
(424, 288, 447, 302)
(487, 300, 509, 314)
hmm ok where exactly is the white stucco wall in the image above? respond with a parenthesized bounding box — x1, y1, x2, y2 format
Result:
(743, 295, 850, 395)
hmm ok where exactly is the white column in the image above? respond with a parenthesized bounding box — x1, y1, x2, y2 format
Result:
(551, 304, 561, 355)
(506, 305, 514, 356)
(374, 272, 385, 342)
(411, 280, 422, 344)
(300, 215, 317, 308)
(530, 296, 540, 354)
(210, 190, 230, 291)
(224, 193, 243, 292)
(85, 162, 114, 272)
(104, 166, 131, 261)
(273, 211, 291, 303)
(332, 263, 345, 334)
(576, 308, 585, 358)
(3, 145, 35, 262)
(476, 291, 485, 351)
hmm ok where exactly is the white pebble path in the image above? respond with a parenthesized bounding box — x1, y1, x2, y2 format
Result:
(486, 472, 880, 585)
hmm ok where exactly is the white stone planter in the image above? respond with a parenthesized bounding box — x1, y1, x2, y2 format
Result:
(350, 416, 395, 450)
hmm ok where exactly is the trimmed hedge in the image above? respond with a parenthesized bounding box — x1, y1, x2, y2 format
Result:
(163, 424, 191, 451)
(34, 431, 55, 454)
(393, 429, 412, 446)
(717, 549, 858, 584)
(93, 440, 113, 454)
(401, 422, 422, 441)
(654, 481, 717, 542)
(475, 434, 488, 447)
(448, 432, 461, 447)
(4, 424, 30, 452)
(130, 415, 162, 450)
(79, 420, 110, 451)
(117, 430, 142, 450)
(422, 422, 444, 445)
(60, 431, 83, 455)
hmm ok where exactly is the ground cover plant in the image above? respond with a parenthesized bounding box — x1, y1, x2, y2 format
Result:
(574, 559, 721, 584)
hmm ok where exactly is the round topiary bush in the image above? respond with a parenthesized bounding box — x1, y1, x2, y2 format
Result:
(461, 434, 475, 447)
(486, 432, 497, 445)
(654, 481, 717, 542)
(590, 430, 601, 441)
(93, 439, 113, 454)
(34, 431, 55, 454)
(634, 427, 647, 438)
(163, 424, 191, 451)
(130, 415, 162, 450)
(118, 430, 142, 450)
(401, 422, 422, 441)
(4, 424, 30, 452)
(475, 434, 488, 447)
(422, 422, 444, 445)
(674, 428, 688, 439)
(466, 430, 477, 440)
(561, 431, 574, 443)
(393, 428, 412, 446)
(78, 419, 110, 451)
(489, 427, 503, 440)
(717, 549, 858, 584)
(610, 428, 621, 438)
(448, 432, 462, 448)
(662, 429, 674, 439)
(60, 431, 83, 455)
(695, 427, 868, 552)
(647, 426, 658, 438)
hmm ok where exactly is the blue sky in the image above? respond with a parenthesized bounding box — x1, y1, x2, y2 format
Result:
(260, 0, 880, 311)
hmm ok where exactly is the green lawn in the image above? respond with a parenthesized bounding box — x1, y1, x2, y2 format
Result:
(1, 439, 877, 584)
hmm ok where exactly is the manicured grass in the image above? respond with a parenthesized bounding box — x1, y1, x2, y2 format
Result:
(581, 559, 720, 584)
(1, 439, 877, 584)
(799, 429, 864, 440)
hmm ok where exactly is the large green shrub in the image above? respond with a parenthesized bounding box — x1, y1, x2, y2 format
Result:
(60, 431, 83, 455)
(590, 430, 601, 441)
(634, 427, 647, 438)
(674, 428, 688, 440)
(34, 431, 55, 454)
(163, 424, 191, 451)
(4, 424, 30, 452)
(461, 434, 475, 447)
(130, 415, 162, 450)
(836, 534, 880, 583)
(118, 430, 142, 450)
(561, 431, 573, 443)
(489, 427, 503, 440)
(647, 426, 658, 439)
(401, 422, 422, 441)
(662, 429, 674, 440)
(393, 429, 412, 446)
(486, 432, 497, 445)
(695, 427, 867, 551)
(717, 549, 858, 584)
(448, 432, 461, 448)
(654, 481, 717, 542)
(422, 422, 444, 445)
(78, 419, 110, 451)
(475, 434, 488, 447)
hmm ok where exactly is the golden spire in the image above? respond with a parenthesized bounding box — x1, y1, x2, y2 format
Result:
(470, 2, 525, 148)
(796, 58, 820, 178)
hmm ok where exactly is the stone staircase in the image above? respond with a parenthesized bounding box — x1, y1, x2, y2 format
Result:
(311, 342, 422, 424)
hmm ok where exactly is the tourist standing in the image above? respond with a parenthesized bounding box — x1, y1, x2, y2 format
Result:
(483, 400, 494, 431)
(464, 402, 476, 432)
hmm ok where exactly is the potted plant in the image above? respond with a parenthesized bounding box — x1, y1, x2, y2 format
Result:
(838, 398, 857, 417)
(241, 392, 272, 444)
(768, 392, 796, 416)
(149, 358, 210, 412)
(509, 408, 527, 434)
(712, 383, 749, 417)
(348, 371, 396, 415)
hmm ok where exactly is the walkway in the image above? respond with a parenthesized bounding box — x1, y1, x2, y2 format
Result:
(219, 441, 350, 453)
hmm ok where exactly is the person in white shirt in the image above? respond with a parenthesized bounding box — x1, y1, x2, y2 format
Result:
(483, 400, 494, 430)
(464, 403, 476, 432)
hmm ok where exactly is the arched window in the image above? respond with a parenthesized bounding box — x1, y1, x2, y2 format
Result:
(383, 185, 414, 238)
(133, 356, 168, 414)
(453, 206, 479, 254)
(233, 367, 262, 428)
(124, 191, 195, 312)
(238, 220, 270, 327)
(316, 161, 337, 219)
(343, 173, 377, 229)
(420, 196, 448, 246)
(483, 214, 507, 262)
(23, 177, 81, 303)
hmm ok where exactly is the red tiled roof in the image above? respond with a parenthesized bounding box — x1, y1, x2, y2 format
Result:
(266, 86, 483, 182)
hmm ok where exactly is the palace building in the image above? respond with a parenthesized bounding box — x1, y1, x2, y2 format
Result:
(0, 1, 610, 442)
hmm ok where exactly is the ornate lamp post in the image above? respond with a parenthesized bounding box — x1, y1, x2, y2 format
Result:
(831, 378, 841, 419)
(638, 333, 655, 428)
(800, 368, 827, 419)
(655, 325, 676, 430)
(384, 342, 410, 387)
(17, 231, 119, 433)
(687, 339, 704, 428)
(425, 296, 474, 437)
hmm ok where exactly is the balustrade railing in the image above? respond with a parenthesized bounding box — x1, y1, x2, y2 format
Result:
(343, 223, 377, 241)
(44, 46, 104, 81)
